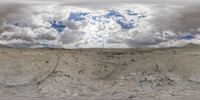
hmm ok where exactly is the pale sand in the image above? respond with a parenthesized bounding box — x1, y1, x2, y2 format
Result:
(0, 44, 200, 99)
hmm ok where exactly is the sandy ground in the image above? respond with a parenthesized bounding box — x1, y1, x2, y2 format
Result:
(1, 44, 200, 99)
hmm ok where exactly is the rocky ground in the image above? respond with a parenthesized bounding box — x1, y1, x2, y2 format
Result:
(1, 44, 200, 100)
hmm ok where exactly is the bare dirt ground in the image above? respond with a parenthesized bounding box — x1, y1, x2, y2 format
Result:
(1, 44, 200, 100)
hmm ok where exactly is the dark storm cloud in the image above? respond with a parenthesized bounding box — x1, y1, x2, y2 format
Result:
(151, 5, 200, 34)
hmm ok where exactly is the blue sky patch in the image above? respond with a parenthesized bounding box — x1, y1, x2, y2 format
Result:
(116, 19, 134, 29)
(68, 10, 135, 30)
(50, 21, 66, 32)
(105, 10, 135, 29)
(68, 12, 89, 21)
(179, 34, 195, 40)
(105, 10, 123, 18)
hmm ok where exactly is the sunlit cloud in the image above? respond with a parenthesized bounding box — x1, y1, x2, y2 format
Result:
(0, 1, 200, 48)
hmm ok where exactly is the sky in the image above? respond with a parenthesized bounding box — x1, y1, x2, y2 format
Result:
(0, 0, 200, 5)
(0, 0, 200, 48)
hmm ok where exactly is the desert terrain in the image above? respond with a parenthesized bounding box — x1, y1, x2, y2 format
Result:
(0, 44, 200, 99)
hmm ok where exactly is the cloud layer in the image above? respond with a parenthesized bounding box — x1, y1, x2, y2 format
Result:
(0, 3, 200, 48)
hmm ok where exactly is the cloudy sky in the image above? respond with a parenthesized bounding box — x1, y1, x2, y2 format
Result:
(0, 0, 200, 48)
(0, 0, 200, 4)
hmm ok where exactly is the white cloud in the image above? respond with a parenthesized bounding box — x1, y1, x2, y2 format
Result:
(0, 3, 200, 48)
